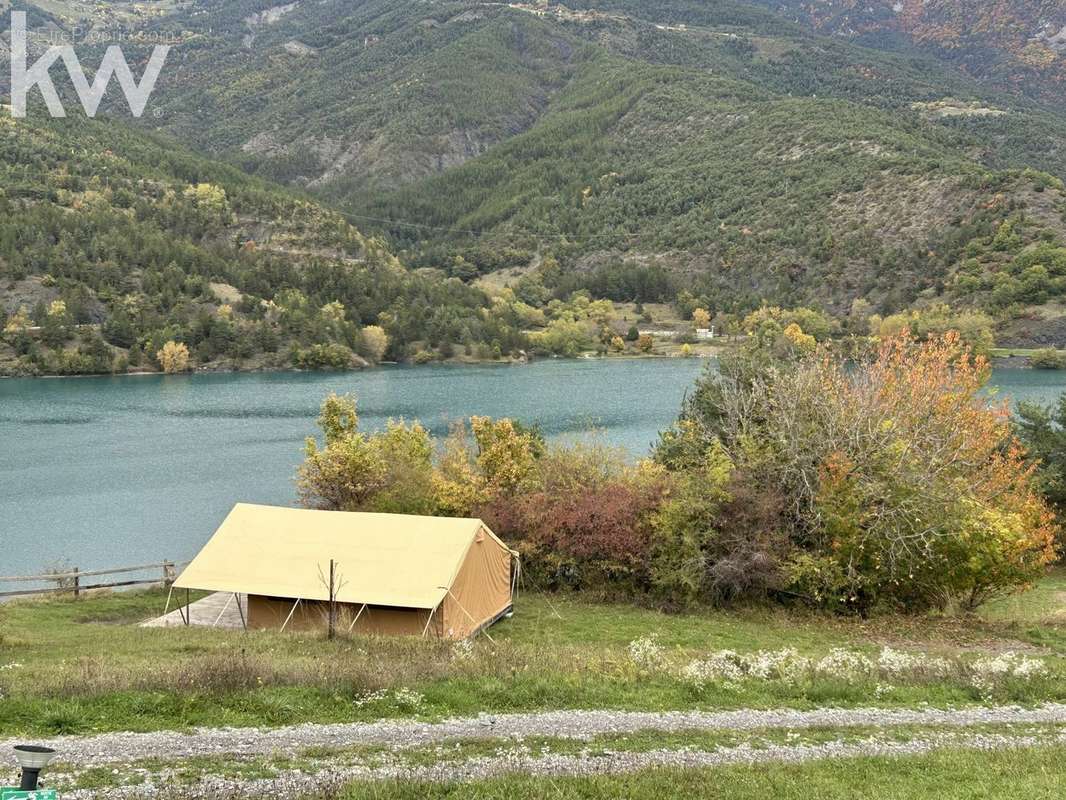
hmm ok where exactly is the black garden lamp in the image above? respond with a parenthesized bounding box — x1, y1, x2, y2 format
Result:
(13, 745, 57, 791)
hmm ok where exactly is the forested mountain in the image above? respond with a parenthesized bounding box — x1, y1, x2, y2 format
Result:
(753, 1, 1066, 102)
(7, 0, 1066, 356)
(123, 0, 1066, 317)
(0, 111, 528, 375)
(144, 1, 1066, 193)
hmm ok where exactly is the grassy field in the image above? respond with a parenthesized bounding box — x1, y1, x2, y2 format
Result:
(38, 721, 1066, 796)
(333, 746, 1066, 799)
(1, 572, 1064, 738)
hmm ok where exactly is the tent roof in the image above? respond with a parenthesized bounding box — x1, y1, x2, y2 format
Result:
(174, 504, 510, 609)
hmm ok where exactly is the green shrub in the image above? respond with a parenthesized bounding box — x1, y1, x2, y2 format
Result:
(1028, 349, 1066, 370)
(291, 344, 354, 370)
(656, 334, 1057, 614)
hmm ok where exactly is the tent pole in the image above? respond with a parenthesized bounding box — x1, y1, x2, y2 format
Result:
(162, 585, 173, 619)
(184, 588, 190, 626)
(235, 593, 247, 631)
(421, 603, 439, 638)
(212, 592, 234, 627)
(328, 559, 336, 640)
(346, 603, 367, 634)
(443, 587, 495, 643)
(280, 598, 301, 633)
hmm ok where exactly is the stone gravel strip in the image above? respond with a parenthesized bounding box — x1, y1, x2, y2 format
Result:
(5, 703, 1066, 768)
(57, 729, 1066, 799)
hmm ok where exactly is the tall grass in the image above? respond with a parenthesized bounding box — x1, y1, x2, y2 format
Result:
(0, 583, 1064, 736)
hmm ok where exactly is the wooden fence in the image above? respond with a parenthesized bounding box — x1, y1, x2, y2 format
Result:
(0, 561, 183, 599)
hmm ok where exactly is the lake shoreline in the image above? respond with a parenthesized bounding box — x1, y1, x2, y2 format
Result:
(0, 351, 714, 381)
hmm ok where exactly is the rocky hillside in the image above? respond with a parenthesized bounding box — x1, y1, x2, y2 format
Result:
(755, 1, 1066, 101)
(8, 0, 1066, 332)
(101, 0, 1066, 314)
(141, 1, 1066, 191)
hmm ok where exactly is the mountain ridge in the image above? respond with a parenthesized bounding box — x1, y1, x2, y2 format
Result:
(7, 0, 1066, 352)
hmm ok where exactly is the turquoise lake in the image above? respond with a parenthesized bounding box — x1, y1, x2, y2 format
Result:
(2, 359, 1065, 579)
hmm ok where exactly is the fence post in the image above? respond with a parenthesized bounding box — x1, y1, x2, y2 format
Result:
(1, 560, 187, 600)
(328, 559, 336, 640)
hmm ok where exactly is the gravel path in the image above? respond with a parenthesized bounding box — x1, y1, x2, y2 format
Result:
(53, 728, 1066, 799)
(5, 703, 1066, 768)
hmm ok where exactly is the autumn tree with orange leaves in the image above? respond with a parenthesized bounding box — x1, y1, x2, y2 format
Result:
(661, 333, 1057, 613)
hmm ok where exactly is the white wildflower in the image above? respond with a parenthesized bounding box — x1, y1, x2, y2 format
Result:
(627, 635, 667, 671)
(354, 687, 427, 711)
(392, 687, 425, 711)
(747, 648, 811, 681)
(680, 650, 747, 689)
(677, 645, 1022, 693)
(970, 651, 1048, 694)
(877, 647, 952, 679)
(815, 648, 875, 679)
(352, 689, 390, 708)
(971, 652, 1022, 680)
(1013, 656, 1048, 679)
(451, 638, 475, 661)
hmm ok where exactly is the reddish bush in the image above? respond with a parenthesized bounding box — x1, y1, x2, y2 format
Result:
(483, 476, 668, 592)
(535, 483, 656, 564)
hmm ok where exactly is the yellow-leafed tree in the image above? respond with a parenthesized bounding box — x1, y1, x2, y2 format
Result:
(3, 305, 32, 334)
(157, 341, 191, 373)
(361, 325, 388, 363)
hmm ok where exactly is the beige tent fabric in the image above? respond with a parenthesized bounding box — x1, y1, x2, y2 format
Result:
(175, 503, 511, 609)
(441, 526, 514, 638)
(176, 504, 515, 638)
(246, 596, 439, 636)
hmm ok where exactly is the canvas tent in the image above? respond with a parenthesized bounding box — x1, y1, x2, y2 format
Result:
(172, 503, 518, 639)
